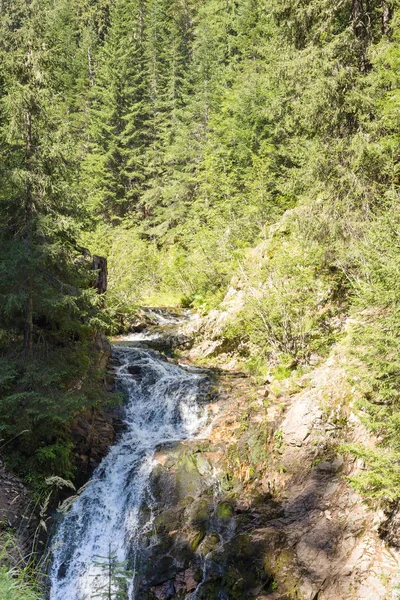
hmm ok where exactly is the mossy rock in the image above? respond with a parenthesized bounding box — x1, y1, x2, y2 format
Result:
(247, 430, 269, 465)
(219, 472, 235, 493)
(196, 578, 221, 600)
(222, 534, 270, 592)
(178, 495, 195, 508)
(174, 450, 203, 498)
(263, 547, 299, 597)
(141, 554, 177, 586)
(224, 565, 248, 598)
(195, 453, 212, 476)
(199, 532, 220, 555)
(150, 464, 179, 505)
(189, 498, 210, 527)
(191, 530, 206, 551)
(216, 501, 234, 519)
(154, 507, 184, 533)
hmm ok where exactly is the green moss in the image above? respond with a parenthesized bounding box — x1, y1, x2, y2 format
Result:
(197, 578, 220, 600)
(153, 507, 184, 533)
(219, 472, 235, 493)
(191, 530, 206, 551)
(189, 498, 210, 527)
(174, 450, 203, 498)
(178, 496, 195, 508)
(247, 429, 269, 465)
(200, 532, 220, 555)
(216, 501, 234, 519)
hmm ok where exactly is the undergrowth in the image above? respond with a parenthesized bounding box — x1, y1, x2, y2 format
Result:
(0, 533, 44, 600)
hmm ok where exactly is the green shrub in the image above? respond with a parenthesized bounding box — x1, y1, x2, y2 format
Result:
(0, 568, 42, 600)
(220, 227, 340, 369)
(346, 209, 400, 502)
(0, 341, 113, 483)
(0, 534, 43, 600)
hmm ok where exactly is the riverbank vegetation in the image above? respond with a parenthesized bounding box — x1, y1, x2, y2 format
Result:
(0, 533, 42, 600)
(1, 0, 400, 502)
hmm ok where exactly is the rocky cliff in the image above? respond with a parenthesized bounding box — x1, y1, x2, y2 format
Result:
(130, 308, 400, 600)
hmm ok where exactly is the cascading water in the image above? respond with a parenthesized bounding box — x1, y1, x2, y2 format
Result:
(49, 320, 208, 600)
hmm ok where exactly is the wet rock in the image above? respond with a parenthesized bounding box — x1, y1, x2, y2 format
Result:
(131, 321, 148, 332)
(145, 555, 177, 587)
(127, 365, 142, 378)
(151, 579, 175, 600)
(184, 567, 197, 592)
(69, 406, 123, 483)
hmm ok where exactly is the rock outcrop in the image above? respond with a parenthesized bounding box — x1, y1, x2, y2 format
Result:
(0, 458, 31, 555)
(130, 333, 400, 600)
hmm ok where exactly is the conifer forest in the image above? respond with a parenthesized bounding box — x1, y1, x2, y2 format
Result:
(1, 1, 400, 599)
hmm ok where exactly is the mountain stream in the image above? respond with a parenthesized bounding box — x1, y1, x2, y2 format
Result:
(49, 312, 208, 600)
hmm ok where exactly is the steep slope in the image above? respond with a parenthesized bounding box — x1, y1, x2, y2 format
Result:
(117, 313, 400, 600)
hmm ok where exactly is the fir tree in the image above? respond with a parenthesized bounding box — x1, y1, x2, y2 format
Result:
(91, 544, 132, 600)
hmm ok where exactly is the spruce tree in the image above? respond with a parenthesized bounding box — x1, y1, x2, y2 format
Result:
(0, 0, 106, 480)
(140, 0, 197, 236)
(0, 0, 96, 351)
(83, 0, 151, 221)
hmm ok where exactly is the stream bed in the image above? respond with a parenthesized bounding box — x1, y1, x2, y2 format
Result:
(49, 313, 209, 600)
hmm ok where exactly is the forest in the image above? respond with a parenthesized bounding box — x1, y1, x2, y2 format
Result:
(1, 0, 400, 597)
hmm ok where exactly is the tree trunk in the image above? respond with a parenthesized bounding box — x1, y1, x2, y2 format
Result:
(24, 109, 33, 355)
(382, 0, 393, 35)
(351, 0, 372, 72)
(92, 255, 108, 295)
(352, 0, 368, 40)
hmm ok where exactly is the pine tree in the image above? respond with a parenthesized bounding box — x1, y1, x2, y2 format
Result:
(0, 0, 107, 480)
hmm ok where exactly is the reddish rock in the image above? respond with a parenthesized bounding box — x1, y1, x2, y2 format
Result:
(151, 580, 175, 599)
(184, 567, 197, 592)
(68, 406, 122, 484)
(174, 572, 186, 594)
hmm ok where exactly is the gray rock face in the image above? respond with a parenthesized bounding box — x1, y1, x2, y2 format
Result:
(131, 355, 400, 600)
(281, 394, 322, 446)
(0, 459, 31, 557)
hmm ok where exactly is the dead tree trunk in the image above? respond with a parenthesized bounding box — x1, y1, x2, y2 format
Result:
(92, 256, 108, 295)
(382, 0, 393, 35)
(24, 109, 33, 355)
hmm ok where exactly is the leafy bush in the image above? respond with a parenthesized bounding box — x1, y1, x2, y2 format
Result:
(219, 224, 341, 368)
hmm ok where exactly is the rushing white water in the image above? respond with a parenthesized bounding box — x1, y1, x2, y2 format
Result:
(49, 338, 208, 600)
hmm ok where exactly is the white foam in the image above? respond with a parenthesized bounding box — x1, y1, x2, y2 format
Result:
(49, 346, 208, 600)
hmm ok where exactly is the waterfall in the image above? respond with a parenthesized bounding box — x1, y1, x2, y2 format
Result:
(49, 324, 208, 600)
